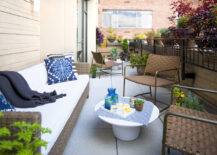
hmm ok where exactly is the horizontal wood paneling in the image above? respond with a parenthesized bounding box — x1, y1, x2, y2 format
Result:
(0, 0, 40, 71)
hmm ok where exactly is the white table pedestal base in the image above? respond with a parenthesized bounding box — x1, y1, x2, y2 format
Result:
(112, 125, 141, 141)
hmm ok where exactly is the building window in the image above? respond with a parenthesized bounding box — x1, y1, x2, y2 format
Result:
(102, 10, 152, 28)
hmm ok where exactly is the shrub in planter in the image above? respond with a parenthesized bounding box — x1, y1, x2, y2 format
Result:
(170, 0, 217, 48)
(0, 112, 51, 155)
(130, 53, 149, 75)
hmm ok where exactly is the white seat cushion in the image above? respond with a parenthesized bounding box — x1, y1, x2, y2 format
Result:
(17, 63, 89, 154)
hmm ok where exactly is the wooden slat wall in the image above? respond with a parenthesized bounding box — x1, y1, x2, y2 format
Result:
(0, 0, 40, 71)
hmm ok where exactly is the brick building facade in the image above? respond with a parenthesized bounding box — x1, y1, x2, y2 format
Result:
(98, 0, 173, 39)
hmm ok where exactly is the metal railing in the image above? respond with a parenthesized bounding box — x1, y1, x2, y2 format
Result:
(129, 38, 217, 79)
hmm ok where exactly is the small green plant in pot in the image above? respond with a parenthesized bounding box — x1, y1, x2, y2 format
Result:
(110, 48, 118, 60)
(0, 112, 51, 155)
(90, 64, 97, 78)
(130, 53, 149, 75)
(134, 99, 144, 111)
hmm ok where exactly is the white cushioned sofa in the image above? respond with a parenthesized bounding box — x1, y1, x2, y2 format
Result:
(1, 62, 90, 155)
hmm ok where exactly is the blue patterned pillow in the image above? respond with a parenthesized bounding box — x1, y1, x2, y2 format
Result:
(0, 91, 15, 111)
(44, 56, 77, 85)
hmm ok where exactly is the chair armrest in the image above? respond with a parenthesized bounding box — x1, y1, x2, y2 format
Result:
(172, 85, 217, 94)
(165, 111, 217, 125)
(75, 62, 90, 74)
(155, 68, 180, 84)
(171, 85, 217, 105)
(155, 68, 179, 76)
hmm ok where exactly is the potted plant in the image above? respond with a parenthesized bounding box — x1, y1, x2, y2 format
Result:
(107, 27, 117, 43)
(90, 64, 97, 78)
(173, 86, 204, 111)
(110, 48, 118, 61)
(119, 39, 130, 61)
(134, 99, 144, 111)
(130, 53, 149, 75)
(117, 35, 123, 43)
(0, 112, 51, 155)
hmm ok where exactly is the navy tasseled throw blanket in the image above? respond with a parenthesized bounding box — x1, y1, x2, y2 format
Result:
(0, 71, 66, 108)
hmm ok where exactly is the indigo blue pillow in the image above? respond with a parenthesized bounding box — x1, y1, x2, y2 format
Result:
(0, 91, 15, 111)
(44, 56, 77, 85)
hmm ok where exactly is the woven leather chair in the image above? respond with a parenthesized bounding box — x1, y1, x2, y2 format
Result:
(162, 85, 217, 155)
(123, 54, 180, 108)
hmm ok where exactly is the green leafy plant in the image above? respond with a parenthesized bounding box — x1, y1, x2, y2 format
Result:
(121, 39, 128, 52)
(130, 53, 149, 68)
(160, 28, 171, 38)
(107, 27, 117, 42)
(130, 53, 149, 75)
(134, 99, 144, 111)
(119, 39, 129, 61)
(90, 64, 97, 78)
(110, 48, 118, 60)
(182, 92, 203, 111)
(177, 16, 189, 28)
(0, 113, 51, 155)
(173, 86, 204, 111)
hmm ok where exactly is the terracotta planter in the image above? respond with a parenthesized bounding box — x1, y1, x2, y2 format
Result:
(135, 104, 143, 111)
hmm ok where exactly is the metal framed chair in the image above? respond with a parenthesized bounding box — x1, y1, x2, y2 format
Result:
(123, 54, 180, 110)
(162, 85, 217, 155)
(91, 51, 113, 78)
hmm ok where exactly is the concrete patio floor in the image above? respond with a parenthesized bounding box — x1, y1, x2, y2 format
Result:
(63, 74, 179, 155)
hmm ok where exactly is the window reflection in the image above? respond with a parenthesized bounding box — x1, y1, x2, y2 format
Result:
(102, 10, 153, 29)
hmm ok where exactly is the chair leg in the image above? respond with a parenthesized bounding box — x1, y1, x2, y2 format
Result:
(167, 148, 170, 155)
(154, 86, 157, 104)
(149, 86, 152, 97)
(161, 145, 166, 155)
(123, 78, 126, 96)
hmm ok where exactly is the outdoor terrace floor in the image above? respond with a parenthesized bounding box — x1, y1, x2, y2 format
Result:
(63, 69, 182, 155)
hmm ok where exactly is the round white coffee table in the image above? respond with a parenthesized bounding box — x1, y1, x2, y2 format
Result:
(95, 100, 159, 141)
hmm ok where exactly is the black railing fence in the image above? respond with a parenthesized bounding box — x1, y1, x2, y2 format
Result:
(129, 38, 217, 79)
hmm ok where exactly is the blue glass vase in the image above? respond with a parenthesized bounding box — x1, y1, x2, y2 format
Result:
(107, 88, 118, 104)
(104, 96, 112, 110)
